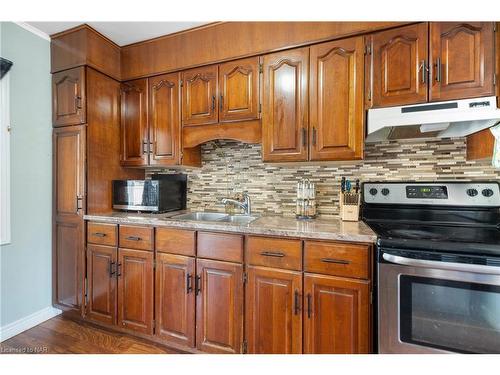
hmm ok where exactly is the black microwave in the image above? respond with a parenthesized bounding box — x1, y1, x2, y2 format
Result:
(112, 174, 187, 213)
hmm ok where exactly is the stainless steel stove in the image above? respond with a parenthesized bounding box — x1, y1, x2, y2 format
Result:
(362, 181, 500, 354)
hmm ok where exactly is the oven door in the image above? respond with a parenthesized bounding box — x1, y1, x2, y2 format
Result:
(378, 250, 500, 354)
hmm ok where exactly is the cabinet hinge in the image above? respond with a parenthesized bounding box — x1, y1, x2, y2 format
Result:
(367, 88, 372, 101)
(243, 272, 248, 284)
(180, 79, 183, 87)
(258, 103, 262, 113)
(259, 63, 263, 74)
(242, 340, 248, 354)
(364, 44, 372, 55)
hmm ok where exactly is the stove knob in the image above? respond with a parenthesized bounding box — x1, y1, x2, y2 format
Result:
(369, 188, 378, 196)
(381, 188, 390, 196)
(466, 188, 478, 197)
(482, 188, 494, 197)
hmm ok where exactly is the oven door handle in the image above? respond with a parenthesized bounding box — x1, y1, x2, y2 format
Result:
(382, 253, 500, 275)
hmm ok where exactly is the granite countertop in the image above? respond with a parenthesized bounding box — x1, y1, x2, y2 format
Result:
(84, 211, 377, 243)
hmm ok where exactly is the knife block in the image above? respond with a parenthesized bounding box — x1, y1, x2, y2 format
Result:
(339, 191, 360, 222)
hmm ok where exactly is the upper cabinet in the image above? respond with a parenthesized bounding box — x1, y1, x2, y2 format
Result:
(369, 23, 429, 107)
(182, 65, 219, 126)
(368, 22, 495, 108)
(52, 67, 86, 127)
(429, 22, 495, 102)
(262, 48, 309, 162)
(309, 36, 365, 161)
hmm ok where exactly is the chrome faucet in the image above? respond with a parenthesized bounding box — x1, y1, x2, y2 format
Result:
(220, 192, 251, 215)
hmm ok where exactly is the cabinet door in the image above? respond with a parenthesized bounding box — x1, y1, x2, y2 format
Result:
(262, 47, 309, 162)
(304, 273, 371, 354)
(52, 67, 86, 127)
(371, 23, 428, 107)
(53, 125, 86, 313)
(182, 65, 218, 126)
(309, 36, 365, 161)
(155, 253, 196, 348)
(120, 78, 149, 166)
(149, 73, 181, 166)
(196, 259, 243, 353)
(219, 57, 260, 122)
(246, 266, 302, 354)
(86, 244, 117, 325)
(117, 248, 154, 335)
(429, 22, 495, 101)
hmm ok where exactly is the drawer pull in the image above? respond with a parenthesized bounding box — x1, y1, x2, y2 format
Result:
(294, 290, 301, 315)
(195, 275, 201, 295)
(93, 232, 106, 237)
(116, 262, 122, 277)
(260, 251, 285, 258)
(320, 258, 350, 265)
(125, 236, 142, 241)
(307, 293, 312, 319)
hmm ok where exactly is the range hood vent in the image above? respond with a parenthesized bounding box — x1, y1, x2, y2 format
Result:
(366, 96, 500, 143)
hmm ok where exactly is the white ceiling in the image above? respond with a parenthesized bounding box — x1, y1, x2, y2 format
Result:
(26, 22, 211, 46)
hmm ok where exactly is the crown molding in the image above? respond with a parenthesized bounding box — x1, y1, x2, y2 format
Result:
(14, 22, 51, 41)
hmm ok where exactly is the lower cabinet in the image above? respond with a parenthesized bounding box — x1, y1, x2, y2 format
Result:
(155, 253, 196, 347)
(196, 258, 244, 354)
(245, 266, 303, 354)
(303, 273, 371, 354)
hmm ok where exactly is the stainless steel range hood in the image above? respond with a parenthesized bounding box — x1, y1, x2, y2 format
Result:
(366, 96, 500, 143)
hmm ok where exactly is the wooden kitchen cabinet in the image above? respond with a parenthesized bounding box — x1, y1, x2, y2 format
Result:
(309, 36, 365, 161)
(52, 67, 86, 127)
(182, 65, 219, 126)
(53, 125, 86, 313)
(219, 57, 260, 122)
(262, 47, 309, 162)
(155, 253, 196, 348)
(117, 248, 154, 335)
(120, 78, 149, 166)
(196, 258, 243, 353)
(429, 22, 495, 102)
(370, 23, 429, 107)
(86, 244, 117, 325)
(246, 266, 302, 354)
(303, 273, 371, 354)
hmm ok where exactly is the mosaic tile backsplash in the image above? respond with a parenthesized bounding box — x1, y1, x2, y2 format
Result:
(153, 138, 500, 218)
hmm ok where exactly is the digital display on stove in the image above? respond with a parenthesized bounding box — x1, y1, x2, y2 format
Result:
(406, 186, 448, 199)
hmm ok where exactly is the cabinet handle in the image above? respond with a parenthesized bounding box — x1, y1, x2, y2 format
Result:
(186, 273, 193, 294)
(302, 127, 307, 147)
(220, 94, 224, 112)
(76, 196, 83, 213)
(142, 140, 148, 155)
(109, 261, 116, 277)
(419, 60, 428, 84)
(125, 236, 142, 241)
(294, 290, 301, 315)
(312, 128, 317, 146)
(212, 95, 216, 111)
(435, 57, 442, 82)
(149, 141, 154, 155)
(307, 293, 312, 319)
(93, 232, 106, 237)
(116, 262, 122, 277)
(195, 275, 201, 295)
(320, 258, 351, 265)
(260, 251, 285, 258)
(75, 96, 82, 109)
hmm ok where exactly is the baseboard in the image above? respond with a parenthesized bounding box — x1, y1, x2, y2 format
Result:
(0, 306, 62, 342)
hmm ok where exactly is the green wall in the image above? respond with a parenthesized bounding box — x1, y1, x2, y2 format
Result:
(0, 22, 53, 326)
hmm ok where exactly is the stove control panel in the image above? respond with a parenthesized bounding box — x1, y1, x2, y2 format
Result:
(363, 182, 500, 207)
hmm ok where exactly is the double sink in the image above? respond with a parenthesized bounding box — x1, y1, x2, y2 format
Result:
(171, 212, 259, 225)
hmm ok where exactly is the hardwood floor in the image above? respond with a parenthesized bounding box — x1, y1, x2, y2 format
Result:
(0, 315, 184, 354)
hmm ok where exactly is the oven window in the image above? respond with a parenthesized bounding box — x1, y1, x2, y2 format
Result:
(400, 276, 500, 353)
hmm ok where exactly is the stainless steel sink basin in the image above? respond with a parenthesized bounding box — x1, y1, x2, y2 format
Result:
(171, 212, 258, 224)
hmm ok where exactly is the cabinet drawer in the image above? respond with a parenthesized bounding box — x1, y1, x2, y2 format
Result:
(246, 236, 302, 271)
(156, 228, 196, 256)
(87, 222, 117, 246)
(197, 232, 243, 263)
(304, 241, 370, 279)
(119, 225, 154, 251)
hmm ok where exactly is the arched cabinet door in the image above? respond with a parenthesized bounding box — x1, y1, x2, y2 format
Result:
(309, 36, 365, 161)
(219, 57, 260, 122)
(429, 22, 495, 102)
(182, 65, 218, 126)
(262, 47, 309, 162)
(52, 67, 86, 126)
(149, 73, 181, 166)
(371, 23, 429, 107)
